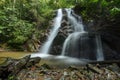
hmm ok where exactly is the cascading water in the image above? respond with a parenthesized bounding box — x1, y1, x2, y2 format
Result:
(34, 8, 104, 61)
(61, 32, 86, 56)
(61, 8, 85, 56)
(96, 35, 104, 61)
(40, 9, 63, 54)
(65, 9, 84, 32)
(61, 8, 104, 61)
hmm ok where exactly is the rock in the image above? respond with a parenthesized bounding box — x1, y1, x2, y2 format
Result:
(41, 63, 51, 70)
(86, 64, 103, 74)
(26, 57, 41, 67)
(50, 12, 73, 55)
(14, 63, 120, 80)
(0, 55, 41, 79)
(68, 66, 78, 71)
(107, 63, 120, 73)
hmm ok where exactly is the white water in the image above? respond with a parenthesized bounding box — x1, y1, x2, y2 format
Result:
(40, 9, 63, 54)
(65, 8, 84, 32)
(61, 33, 73, 56)
(96, 35, 104, 61)
(32, 8, 104, 61)
(61, 8, 104, 61)
(61, 32, 86, 55)
(61, 9, 85, 56)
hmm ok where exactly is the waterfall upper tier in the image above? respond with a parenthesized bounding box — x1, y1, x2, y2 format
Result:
(65, 8, 84, 32)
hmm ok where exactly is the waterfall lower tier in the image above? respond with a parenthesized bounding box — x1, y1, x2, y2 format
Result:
(61, 32, 104, 61)
(96, 35, 104, 61)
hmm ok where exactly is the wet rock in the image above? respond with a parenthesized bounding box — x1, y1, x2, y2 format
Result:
(86, 64, 103, 74)
(68, 66, 78, 71)
(49, 11, 74, 55)
(26, 57, 41, 67)
(0, 55, 42, 79)
(15, 63, 120, 80)
(41, 63, 51, 70)
(107, 63, 120, 73)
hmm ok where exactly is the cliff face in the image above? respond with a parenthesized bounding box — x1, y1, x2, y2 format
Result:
(101, 21, 120, 60)
(74, 5, 120, 60)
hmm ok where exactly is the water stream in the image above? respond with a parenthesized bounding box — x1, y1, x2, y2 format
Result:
(61, 8, 104, 61)
(32, 8, 104, 61)
(40, 9, 63, 54)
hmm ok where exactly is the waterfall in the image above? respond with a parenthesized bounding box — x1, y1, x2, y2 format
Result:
(40, 9, 63, 54)
(37, 8, 104, 61)
(61, 8, 85, 56)
(61, 32, 86, 56)
(96, 35, 104, 61)
(61, 8, 104, 61)
(65, 8, 84, 32)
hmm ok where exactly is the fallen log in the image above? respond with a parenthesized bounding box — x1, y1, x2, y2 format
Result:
(0, 55, 41, 79)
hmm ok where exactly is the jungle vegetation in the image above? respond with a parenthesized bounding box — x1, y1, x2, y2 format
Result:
(0, 0, 120, 51)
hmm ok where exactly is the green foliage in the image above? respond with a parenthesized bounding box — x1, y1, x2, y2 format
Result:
(0, 0, 41, 50)
(0, 0, 119, 51)
(8, 75, 14, 80)
(0, 0, 58, 50)
(75, 0, 120, 22)
(110, 7, 120, 16)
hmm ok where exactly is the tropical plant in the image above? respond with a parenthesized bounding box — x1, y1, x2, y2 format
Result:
(0, 0, 119, 51)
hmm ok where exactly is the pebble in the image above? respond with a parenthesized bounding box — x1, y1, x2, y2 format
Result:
(16, 64, 120, 80)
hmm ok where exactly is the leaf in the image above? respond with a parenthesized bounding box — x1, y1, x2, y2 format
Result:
(0, 30, 2, 33)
